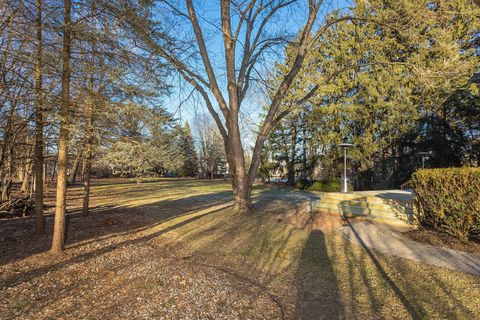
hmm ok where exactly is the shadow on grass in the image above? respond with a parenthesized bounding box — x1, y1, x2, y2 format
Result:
(294, 230, 342, 319)
(338, 208, 475, 319)
(0, 190, 232, 266)
(343, 218, 424, 320)
(1, 204, 228, 289)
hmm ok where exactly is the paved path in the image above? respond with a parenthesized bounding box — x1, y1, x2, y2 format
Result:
(341, 221, 480, 276)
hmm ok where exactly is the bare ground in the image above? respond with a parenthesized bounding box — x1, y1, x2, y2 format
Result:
(1, 179, 480, 319)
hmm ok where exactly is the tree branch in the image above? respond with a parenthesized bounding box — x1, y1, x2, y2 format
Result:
(186, 0, 230, 121)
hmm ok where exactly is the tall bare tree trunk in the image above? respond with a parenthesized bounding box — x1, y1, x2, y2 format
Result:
(227, 129, 250, 213)
(51, 0, 71, 253)
(34, 0, 45, 234)
(82, 0, 95, 215)
(0, 101, 16, 204)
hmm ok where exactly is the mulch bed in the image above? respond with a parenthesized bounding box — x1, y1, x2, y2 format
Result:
(405, 228, 480, 256)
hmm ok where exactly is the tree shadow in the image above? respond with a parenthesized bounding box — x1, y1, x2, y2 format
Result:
(0, 190, 232, 266)
(0, 184, 315, 302)
(342, 219, 424, 319)
(294, 229, 342, 319)
(338, 215, 476, 319)
(1, 205, 226, 289)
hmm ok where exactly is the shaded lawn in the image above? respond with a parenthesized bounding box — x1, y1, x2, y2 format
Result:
(0, 179, 479, 319)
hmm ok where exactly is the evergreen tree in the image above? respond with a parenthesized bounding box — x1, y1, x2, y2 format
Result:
(179, 122, 198, 177)
(263, 0, 480, 189)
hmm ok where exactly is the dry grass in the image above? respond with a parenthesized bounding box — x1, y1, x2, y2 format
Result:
(1, 179, 479, 319)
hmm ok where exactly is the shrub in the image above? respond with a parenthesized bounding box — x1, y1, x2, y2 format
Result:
(307, 178, 341, 192)
(295, 179, 312, 190)
(411, 167, 480, 241)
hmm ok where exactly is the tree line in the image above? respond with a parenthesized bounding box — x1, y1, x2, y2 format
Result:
(261, 0, 480, 189)
(0, 0, 224, 252)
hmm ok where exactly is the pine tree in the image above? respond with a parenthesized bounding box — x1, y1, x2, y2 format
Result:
(262, 0, 480, 188)
(52, 0, 72, 253)
(179, 122, 198, 177)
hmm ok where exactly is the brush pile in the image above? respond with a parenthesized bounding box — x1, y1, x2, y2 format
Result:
(0, 197, 35, 219)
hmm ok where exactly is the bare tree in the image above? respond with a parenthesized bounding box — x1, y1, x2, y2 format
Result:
(116, 0, 341, 212)
(194, 114, 226, 179)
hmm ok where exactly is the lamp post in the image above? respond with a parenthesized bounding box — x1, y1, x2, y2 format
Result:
(417, 151, 431, 169)
(338, 143, 354, 193)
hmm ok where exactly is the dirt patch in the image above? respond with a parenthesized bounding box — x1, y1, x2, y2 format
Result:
(405, 228, 480, 256)
(310, 211, 346, 233)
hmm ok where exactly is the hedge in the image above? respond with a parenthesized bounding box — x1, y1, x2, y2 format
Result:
(411, 167, 480, 241)
(295, 178, 344, 192)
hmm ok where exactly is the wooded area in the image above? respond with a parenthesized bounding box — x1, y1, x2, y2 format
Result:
(0, 0, 479, 252)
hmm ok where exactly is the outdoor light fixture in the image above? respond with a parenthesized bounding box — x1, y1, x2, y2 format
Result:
(338, 143, 354, 193)
(417, 151, 432, 169)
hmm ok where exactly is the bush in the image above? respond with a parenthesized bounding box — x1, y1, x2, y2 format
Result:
(295, 179, 312, 190)
(91, 164, 112, 178)
(411, 167, 480, 241)
(307, 178, 341, 192)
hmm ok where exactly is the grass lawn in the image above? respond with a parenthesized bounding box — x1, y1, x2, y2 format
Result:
(1, 179, 479, 319)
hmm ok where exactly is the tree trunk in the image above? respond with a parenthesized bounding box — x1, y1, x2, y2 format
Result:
(0, 99, 16, 204)
(20, 162, 33, 194)
(227, 129, 250, 213)
(51, 0, 71, 253)
(82, 9, 95, 215)
(1, 144, 14, 203)
(68, 148, 83, 185)
(82, 146, 92, 214)
(0, 145, 13, 202)
(287, 118, 297, 186)
(301, 120, 308, 180)
(81, 156, 86, 180)
(34, 0, 45, 234)
(231, 172, 250, 213)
